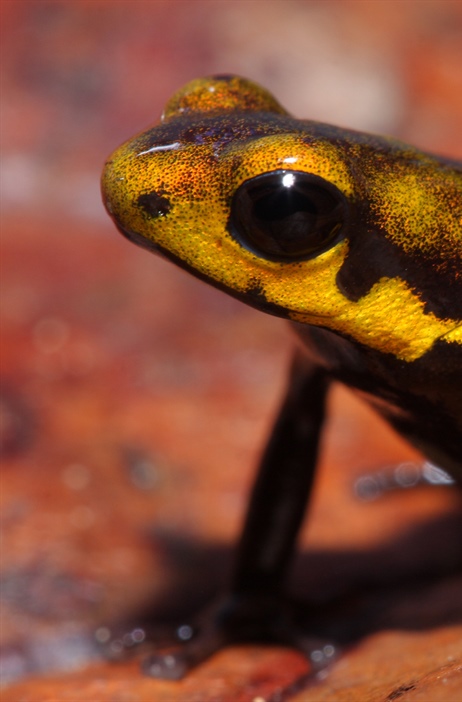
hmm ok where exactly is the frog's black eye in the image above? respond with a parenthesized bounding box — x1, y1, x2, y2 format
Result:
(229, 170, 347, 261)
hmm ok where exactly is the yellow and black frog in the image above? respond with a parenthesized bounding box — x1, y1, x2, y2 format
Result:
(102, 75, 462, 679)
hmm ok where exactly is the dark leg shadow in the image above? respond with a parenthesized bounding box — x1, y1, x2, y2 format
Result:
(105, 505, 462, 670)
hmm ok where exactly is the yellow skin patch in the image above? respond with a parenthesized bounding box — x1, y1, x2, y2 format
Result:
(102, 76, 462, 364)
(369, 168, 462, 259)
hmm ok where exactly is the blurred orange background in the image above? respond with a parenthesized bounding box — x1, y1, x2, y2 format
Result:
(2, 1, 462, 696)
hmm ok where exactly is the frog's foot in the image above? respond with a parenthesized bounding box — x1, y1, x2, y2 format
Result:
(134, 593, 338, 680)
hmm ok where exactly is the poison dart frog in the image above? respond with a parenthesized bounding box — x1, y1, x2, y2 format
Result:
(102, 75, 462, 679)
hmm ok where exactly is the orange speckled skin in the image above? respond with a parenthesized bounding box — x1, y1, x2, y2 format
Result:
(103, 75, 461, 477)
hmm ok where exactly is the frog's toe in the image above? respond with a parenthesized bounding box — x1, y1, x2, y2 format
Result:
(99, 593, 340, 679)
(140, 593, 339, 679)
(140, 608, 229, 679)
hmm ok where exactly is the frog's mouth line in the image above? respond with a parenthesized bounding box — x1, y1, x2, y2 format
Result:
(115, 221, 331, 322)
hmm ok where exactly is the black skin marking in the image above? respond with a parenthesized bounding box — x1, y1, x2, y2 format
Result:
(242, 282, 286, 316)
(333, 141, 462, 317)
(336, 204, 462, 320)
(137, 192, 171, 218)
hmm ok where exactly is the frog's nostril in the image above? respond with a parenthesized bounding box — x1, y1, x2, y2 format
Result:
(137, 191, 171, 218)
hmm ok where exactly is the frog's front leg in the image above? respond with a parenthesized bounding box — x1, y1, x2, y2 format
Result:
(141, 350, 330, 679)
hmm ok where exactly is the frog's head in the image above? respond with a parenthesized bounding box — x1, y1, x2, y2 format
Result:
(102, 75, 356, 320)
(102, 75, 462, 362)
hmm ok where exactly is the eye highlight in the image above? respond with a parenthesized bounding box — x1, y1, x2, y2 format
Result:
(229, 170, 348, 261)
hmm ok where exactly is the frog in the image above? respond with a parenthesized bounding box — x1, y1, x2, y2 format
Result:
(102, 75, 462, 679)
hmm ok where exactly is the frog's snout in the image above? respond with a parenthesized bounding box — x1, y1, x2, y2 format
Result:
(101, 153, 135, 235)
(101, 157, 120, 219)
